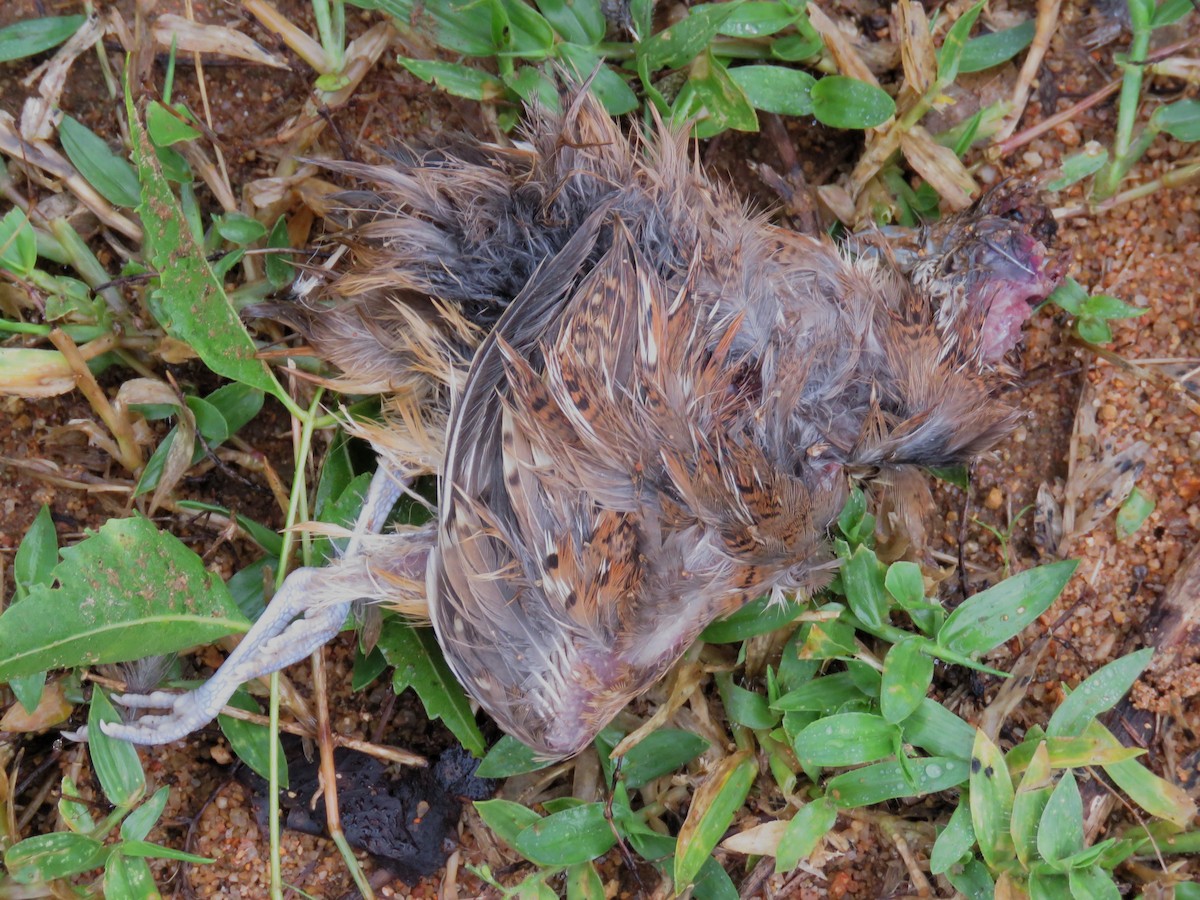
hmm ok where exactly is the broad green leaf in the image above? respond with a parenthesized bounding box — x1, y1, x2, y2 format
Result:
(145, 100, 202, 146)
(794, 713, 897, 768)
(674, 750, 757, 889)
(1080, 293, 1147, 320)
(120, 786, 170, 842)
(125, 76, 285, 402)
(774, 796, 836, 872)
(476, 734, 554, 778)
(701, 592, 803, 642)
(880, 638, 933, 723)
(620, 729, 710, 789)
(930, 801, 975, 874)
(1049, 277, 1088, 315)
(3, 832, 107, 884)
(0, 14, 86, 62)
(535, 0, 605, 44)
(59, 115, 141, 208)
(103, 854, 160, 900)
(969, 730, 1014, 868)
(474, 798, 543, 850)
(0, 207, 37, 277)
(215, 212, 267, 245)
(515, 802, 616, 865)
(842, 544, 889, 628)
(265, 215, 294, 288)
(729, 65, 816, 116)
(959, 20, 1035, 73)
(945, 857, 994, 899)
(1151, 98, 1200, 141)
(673, 51, 758, 139)
(14, 504, 57, 601)
(566, 860, 606, 900)
(716, 672, 779, 730)
(218, 689, 289, 786)
(556, 44, 639, 115)
(714, 1, 798, 37)
(938, 560, 1077, 656)
(902, 698, 976, 761)
(1010, 742, 1051, 866)
(639, 3, 739, 70)
(1046, 648, 1154, 738)
(87, 689, 147, 808)
(1116, 487, 1155, 539)
(379, 619, 486, 756)
(935, 0, 985, 85)
(1151, 0, 1197, 26)
(826, 756, 967, 807)
(1087, 720, 1196, 827)
(1047, 145, 1108, 192)
(771, 31, 823, 62)
(810, 76, 895, 129)
(1068, 866, 1121, 900)
(1037, 770, 1084, 863)
(0, 517, 248, 680)
(773, 671, 868, 713)
(361, 0, 498, 54)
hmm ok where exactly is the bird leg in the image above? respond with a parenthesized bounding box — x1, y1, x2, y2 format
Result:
(77, 461, 414, 745)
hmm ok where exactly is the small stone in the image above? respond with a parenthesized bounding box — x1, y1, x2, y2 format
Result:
(1099, 404, 1118, 423)
(984, 487, 1004, 510)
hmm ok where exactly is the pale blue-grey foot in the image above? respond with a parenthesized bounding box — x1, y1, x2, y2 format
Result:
(69, 462, 418, 745)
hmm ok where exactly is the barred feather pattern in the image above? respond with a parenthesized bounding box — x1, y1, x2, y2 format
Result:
(279, 88, 1061, 758)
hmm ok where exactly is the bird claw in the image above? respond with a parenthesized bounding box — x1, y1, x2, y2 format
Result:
(98, 684, 226, 745)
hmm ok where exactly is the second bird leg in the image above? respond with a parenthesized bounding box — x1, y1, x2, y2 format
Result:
(96, 461, 412, 745)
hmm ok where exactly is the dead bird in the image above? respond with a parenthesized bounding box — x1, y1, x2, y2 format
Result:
(91, 87, 1063, 758)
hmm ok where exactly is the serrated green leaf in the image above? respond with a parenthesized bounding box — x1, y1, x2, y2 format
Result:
(0, 517, 248, 680)
(125, 75, 286, 403)
(379, 619, 486, 756)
